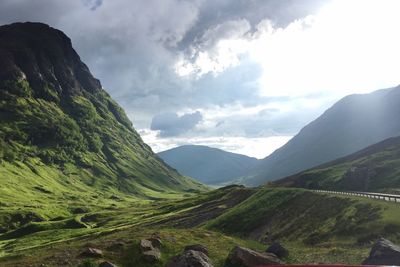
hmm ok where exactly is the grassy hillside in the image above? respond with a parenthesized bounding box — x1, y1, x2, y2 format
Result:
(0, 186, 262, 266)
(0, 22, 206, 233)
(205, 188, 399, 244)
(1, 186, 400, 266)
(241, 87, 400, 186)
(158, 145, 258, 185)
(272, 136, 400, 193)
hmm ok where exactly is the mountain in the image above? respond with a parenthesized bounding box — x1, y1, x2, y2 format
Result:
(271, 135, 400, 193)
(158, 145, 258, 185)
(0, 21, 205, 216)
(241, 87, 400, 186)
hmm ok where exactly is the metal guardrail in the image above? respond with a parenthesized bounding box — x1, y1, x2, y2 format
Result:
(313, 189, 400, 203)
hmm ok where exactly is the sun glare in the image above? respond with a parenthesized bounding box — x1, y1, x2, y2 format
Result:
(255, 0, 400, 98)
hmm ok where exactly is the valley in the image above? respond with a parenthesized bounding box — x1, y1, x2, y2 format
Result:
(1, 186, 399, 266)
(1, 20, 400, 267)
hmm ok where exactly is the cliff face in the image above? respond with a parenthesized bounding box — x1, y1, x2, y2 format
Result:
(0, 22, 101, 96)
(0, 22, 204, 199)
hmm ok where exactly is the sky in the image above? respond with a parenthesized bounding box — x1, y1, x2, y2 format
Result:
(1, 0, 400, 158)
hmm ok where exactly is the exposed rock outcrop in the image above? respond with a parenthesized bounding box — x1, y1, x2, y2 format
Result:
(225, 246, 282, 267)
(99, 261, 118, 267)
(142, 249, 161, 263)
(166, 249, 213, 267)
(266, 242, 288, 259)
(80, 247, 103, 258)
(148, 233, 163, 249)
(139, 238, 161, 263)
(184, 244, 209, 256)
(362, 238, 400, 265)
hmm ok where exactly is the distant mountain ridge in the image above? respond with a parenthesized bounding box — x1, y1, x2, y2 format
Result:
(158, 145, 258, 185)
(241, 86, 400, 186)
(272, 135, 400, 193)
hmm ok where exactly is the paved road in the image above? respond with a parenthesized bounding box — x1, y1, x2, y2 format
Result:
(313, 189, 400, 203)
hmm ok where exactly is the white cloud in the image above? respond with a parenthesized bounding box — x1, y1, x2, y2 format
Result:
(176, 0, 400, 99)
(3, 0, 398, 158)
(175, 19, 251, 77)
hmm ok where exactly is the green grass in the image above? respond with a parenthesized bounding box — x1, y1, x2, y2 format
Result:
(204, 188, 400, 246)
(0, 75, 207, 234)
(0, 186, 263, 266)
(1, 186, 400, 266)
(0, 227, 265, 267)
(273, 136, 400, 193)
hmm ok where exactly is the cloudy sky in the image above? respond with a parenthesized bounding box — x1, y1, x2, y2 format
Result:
(1, 0, 400, 158)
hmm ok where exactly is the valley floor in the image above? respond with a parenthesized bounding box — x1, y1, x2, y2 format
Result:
(1, 186, 400, 266)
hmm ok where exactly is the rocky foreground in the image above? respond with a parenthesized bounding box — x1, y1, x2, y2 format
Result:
(75, 235, 400, 267)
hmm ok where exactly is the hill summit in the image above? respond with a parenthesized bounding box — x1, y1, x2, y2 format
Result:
(241, 86, 400, 185)
(158, 145, 258, 185)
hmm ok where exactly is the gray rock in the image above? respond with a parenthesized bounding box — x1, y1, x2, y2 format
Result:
(184, 244, 209, 256)
(142, 249, 161, 263)
(363, 238, 400, 265)
(80, 247, 103, 258)
(139, 238, 161, 263)
(166, 249, 213, 267)
(139, 239, 153, 252)
(99, 261, 118, 267)
(225, 246, 282, 267)
(266, 242, 289, 259)
(149, 237, 162, 249)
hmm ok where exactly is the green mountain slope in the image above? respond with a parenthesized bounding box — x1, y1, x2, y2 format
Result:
(158, 145, 258, 185)
(204, 188, 389, 243)
(0, 22, 205, 229)
(271, 136, 400, 193)
(241, 87, 400, 186)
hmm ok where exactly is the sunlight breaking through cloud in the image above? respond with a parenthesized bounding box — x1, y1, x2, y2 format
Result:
(176, 0, 400, 98)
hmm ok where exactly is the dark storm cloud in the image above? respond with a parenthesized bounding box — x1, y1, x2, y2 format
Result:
(0, 0, 327, 139)
(177, 0, 327, 51)
(0, 1, 80, 24)
(151, 111, 203, 137)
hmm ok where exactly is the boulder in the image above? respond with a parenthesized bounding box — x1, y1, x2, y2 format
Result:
(139, 239, 153, 252)
(184, 244, 209, 256)
(142, 249, 161, 263)
(99, 261, 118, 267)
(225, 246, 282, 267)
(149, 237, 163, 249)
(266, 242, 289, 259)
(363, 238, 400, 265)
(80, 247, 103, 258)
(166, 250, 213, 267)
(139, 238, 161, 263)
